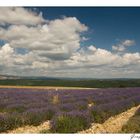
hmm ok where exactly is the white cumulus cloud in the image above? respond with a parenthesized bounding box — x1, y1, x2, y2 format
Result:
(112, 39, 135, 52)
(0, 7, 44, 25)
(0, 7, 139, 78)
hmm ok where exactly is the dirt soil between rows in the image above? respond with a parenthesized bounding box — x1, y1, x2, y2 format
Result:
(79, 105, 140, 133)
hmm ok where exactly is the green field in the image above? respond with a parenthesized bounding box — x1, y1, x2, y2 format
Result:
(0, 79, 140, 88)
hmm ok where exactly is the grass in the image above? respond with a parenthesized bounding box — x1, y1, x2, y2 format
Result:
(0, 114, 23, 132)
(23, 110, 55, 126)
(0, 106, 26, 114)
(0, 109, 55, 132)
(121, 108, 140, 133)
(51, 113, 91, 133)
(121, 116, 140, 133)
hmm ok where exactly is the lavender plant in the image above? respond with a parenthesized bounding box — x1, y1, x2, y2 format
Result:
(0, 87, 140, 133)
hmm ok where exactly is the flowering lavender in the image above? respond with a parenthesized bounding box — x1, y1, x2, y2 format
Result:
(51, 110, 91, 133)
(22, 107, 56, 126)
(0, 87, 140, 133)
(0, 112, 22, 132)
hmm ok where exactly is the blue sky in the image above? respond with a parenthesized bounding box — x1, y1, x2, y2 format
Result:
(0, 7, 140, 78)
(33, 7, 140, 52)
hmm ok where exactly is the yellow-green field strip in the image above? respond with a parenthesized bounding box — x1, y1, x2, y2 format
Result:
(0, 85, 96, 90)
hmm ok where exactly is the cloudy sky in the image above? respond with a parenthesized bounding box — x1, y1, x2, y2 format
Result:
(0, 7, 140, 78)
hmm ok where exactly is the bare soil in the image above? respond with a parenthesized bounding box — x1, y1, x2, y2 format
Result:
(7, 121, 50, 134)
(79, 105, 140, 133)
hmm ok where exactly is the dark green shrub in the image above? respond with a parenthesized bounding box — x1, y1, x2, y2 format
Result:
(7, 106, 26, 113)
(51, 111, 91, 133)
(91, 110, 111, 123)
(121, 116, 140, 133)
(23, 109, 55, 126)
(0, 113, 22, 132)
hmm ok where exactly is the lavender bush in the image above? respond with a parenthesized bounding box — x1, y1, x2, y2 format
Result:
(0, 87, 140, 133)
(51, 110, 91, 133)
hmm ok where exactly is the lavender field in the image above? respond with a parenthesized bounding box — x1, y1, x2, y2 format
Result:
(0, 87, 140, 133)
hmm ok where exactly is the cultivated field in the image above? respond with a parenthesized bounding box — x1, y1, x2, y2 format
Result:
(0, 87, 140, 133)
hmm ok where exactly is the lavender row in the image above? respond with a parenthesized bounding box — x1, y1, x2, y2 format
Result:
(0, 87, 140, 133)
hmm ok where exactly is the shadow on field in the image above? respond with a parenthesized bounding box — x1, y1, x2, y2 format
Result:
(121, 107, 140, 133)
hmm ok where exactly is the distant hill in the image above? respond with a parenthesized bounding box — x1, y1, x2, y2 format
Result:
(0, 74, 140, 81)
(0, 75, 20, 80)
(0, 76, 140, 88)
